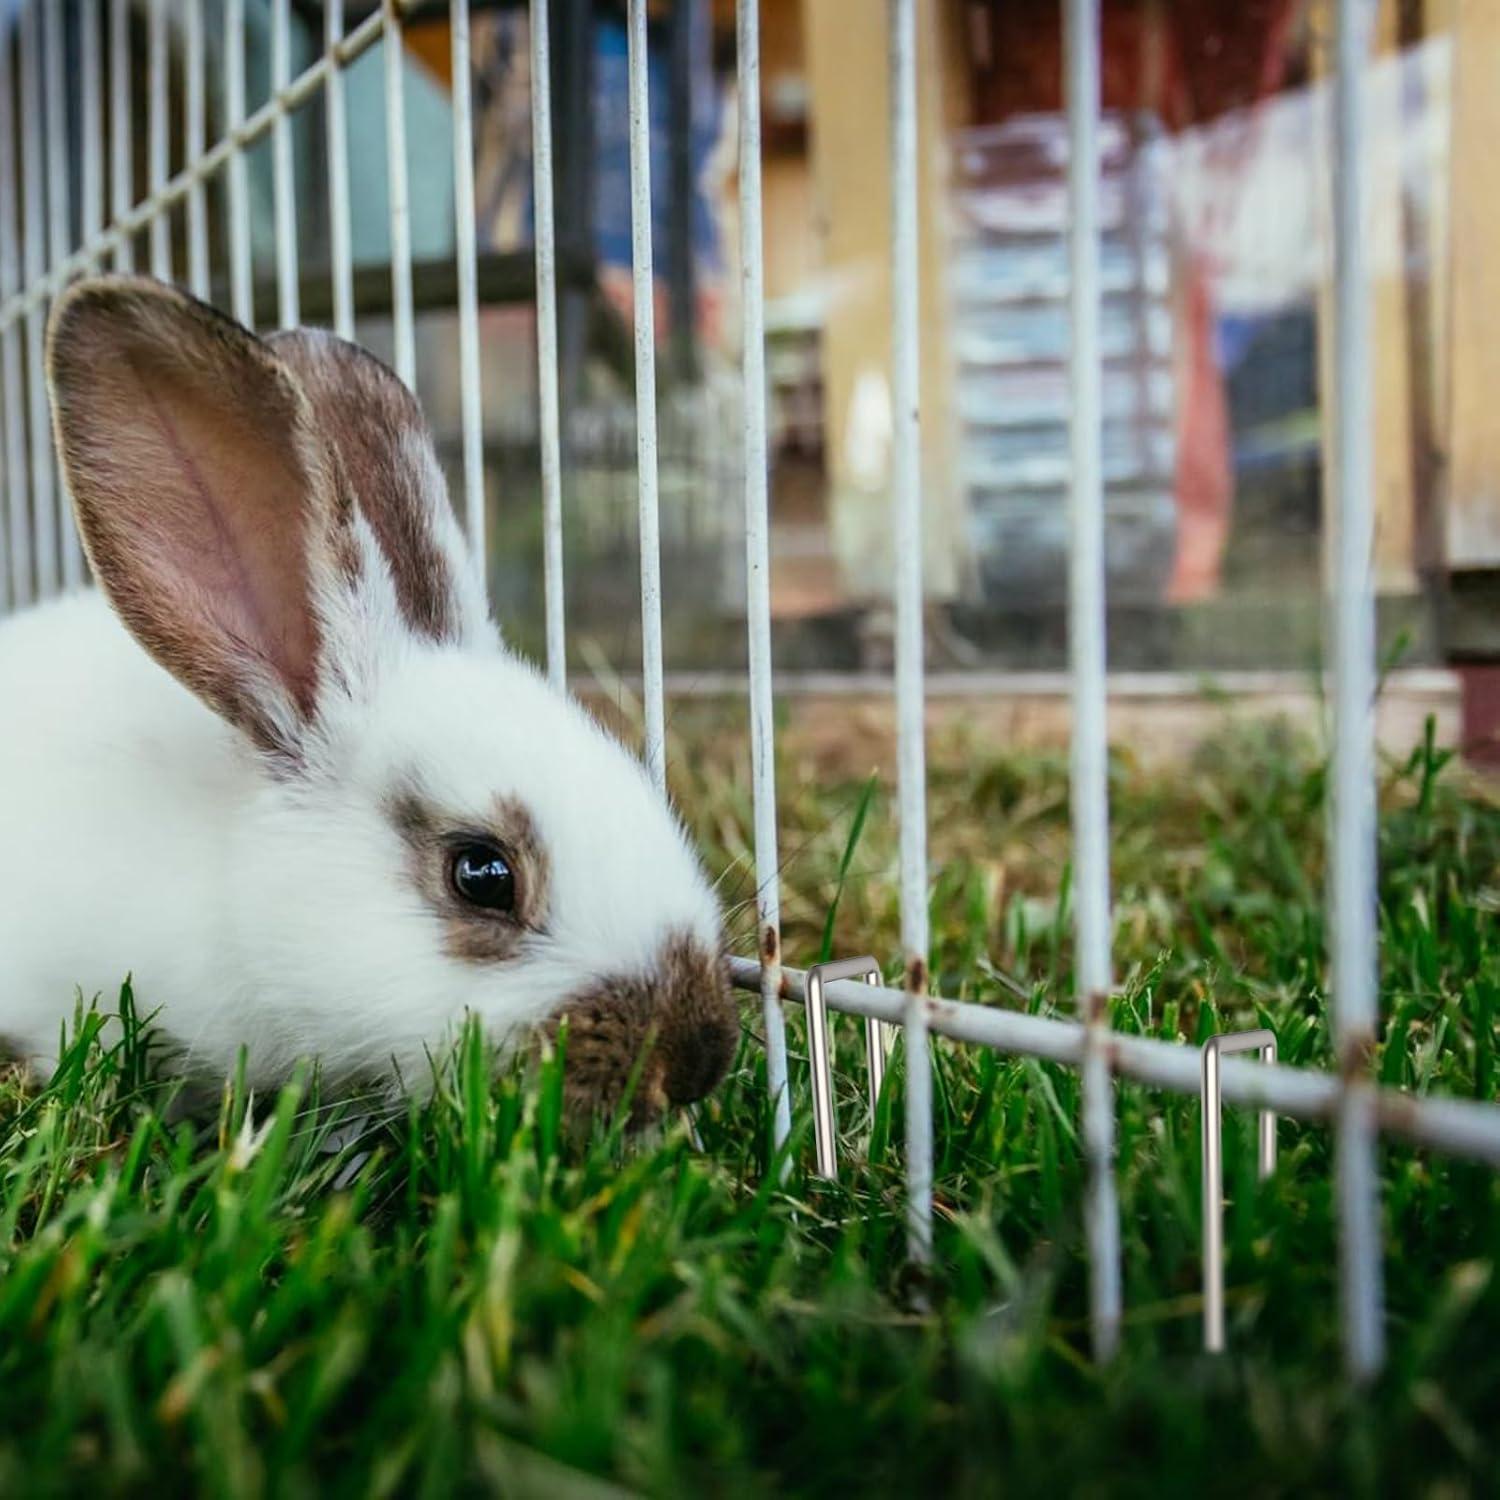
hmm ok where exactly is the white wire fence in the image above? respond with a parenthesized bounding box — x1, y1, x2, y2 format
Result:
(0, 0, 1496, 1383)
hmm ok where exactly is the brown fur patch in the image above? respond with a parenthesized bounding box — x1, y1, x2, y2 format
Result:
(47, 276, 349, 760)
(268, 329, 462, 644)
(546, 931, 739, 1127)
(386, 782, 551, 963)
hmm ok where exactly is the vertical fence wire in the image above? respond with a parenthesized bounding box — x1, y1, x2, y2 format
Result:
(384, 0, 414, 387)
(147, 0, 169, 279)
(43, 0, 68, 276)
(530, 0, 566, 687)
(224, 0, 252, 326)
(735, 0, 791, 1157)
(1064, 0, 1122, 1361)
(109, 0, 132, 272)
(1329, 0, 1385, 1384)
(185, 0, 210, 297)
(80, 0, 103, 263)
(888, 0, 933, 1265)
(0, 21, 27, 609)
(77, 0, 103, 578)
(450, 0, 486, 568)
(626, 0, 667, 795)
(271, 0, 298, 326)
(20, 2, 55, 598)
(325, 0, 354, 338)
(42, 0, 81, 589)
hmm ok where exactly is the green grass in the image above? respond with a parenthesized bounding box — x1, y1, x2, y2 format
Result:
(2, 714, 1498, 1496)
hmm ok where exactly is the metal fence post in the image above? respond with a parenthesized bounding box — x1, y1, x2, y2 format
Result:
(735, 0, 792, 1159)
(1329, 0, 1386, 1384)
(1064, 0, 1122, 1362)
(889, 0, 934, 1270)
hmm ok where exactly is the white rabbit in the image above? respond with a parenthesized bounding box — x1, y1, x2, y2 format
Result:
(0, 275, 737, 1122)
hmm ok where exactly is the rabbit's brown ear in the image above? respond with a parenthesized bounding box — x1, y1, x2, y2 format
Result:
(267, 329, 489, 646)
(46, 276, 359, 760)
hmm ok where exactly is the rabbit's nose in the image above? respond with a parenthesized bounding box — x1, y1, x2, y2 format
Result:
(658, 996, 737, 1106)
(651, 937, 738, 1106)
(549, 932, 739, 1124)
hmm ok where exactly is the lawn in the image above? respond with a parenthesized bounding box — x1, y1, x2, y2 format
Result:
(1, 711, 1497, 1496)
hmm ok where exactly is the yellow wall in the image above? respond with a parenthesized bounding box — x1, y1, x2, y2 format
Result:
(802, 0, 965, 602)
(1445, 0, 1500, 569)
(762, 156, 820, 304)
(1311, 0, 1500, 584)
(1310, 0, 1423, 591)
(753, 0, 817, 305)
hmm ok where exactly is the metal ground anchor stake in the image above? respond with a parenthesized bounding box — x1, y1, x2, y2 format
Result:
(804, 957, 882, 1180)
(1201, 1028, 1278, 1352)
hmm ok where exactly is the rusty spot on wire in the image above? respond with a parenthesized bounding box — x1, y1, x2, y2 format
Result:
(904, 954, 928, 995)
(759, 924, 780, 965)
(1339, 1032, 1376, 1081)
(1373, 1088, 1418, 1136)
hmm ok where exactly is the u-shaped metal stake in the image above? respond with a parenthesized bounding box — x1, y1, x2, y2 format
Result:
(1201, 1028, 1277, 1352)
(805, 957, 883, 1180)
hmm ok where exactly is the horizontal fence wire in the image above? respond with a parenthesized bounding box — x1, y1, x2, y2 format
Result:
(728, 958, 1500, 1169)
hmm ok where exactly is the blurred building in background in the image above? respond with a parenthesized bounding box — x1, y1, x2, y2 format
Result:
(35, 0, 1500, 702)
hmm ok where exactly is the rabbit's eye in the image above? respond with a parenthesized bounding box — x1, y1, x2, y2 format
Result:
(450, 843, 516, 913)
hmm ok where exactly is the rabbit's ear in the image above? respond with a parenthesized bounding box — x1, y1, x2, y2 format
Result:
(47, 277, 361, 761)
(267, 329, 490, 647)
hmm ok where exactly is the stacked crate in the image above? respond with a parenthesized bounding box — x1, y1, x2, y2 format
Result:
(949, 112, 1177, 608)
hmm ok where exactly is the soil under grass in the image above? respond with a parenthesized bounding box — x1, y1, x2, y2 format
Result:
(0, 713, 1497, 1496)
